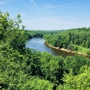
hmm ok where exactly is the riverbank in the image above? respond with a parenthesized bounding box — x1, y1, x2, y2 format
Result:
(45, 41, 90, 58)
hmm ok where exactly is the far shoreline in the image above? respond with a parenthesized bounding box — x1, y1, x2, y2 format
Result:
(45, 41, 90, 58)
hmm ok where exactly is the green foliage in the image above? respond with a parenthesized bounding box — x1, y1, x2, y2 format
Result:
(87, 50, 90, 55)
(44, 27, 90, 54)
(8, 30, 26, 52)
(40, 52, 65, 84)
(65, 55, 90, 75)
(0, 11, 26, 52)
(24, 48, 42, 76)
(25, 30, 62, 39)
(21, 76, 54, 90)
(0, 11, 90, 90)
(57, 66, 90, 90)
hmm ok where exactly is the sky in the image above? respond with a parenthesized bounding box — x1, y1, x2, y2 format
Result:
(0, 0, 90, 30)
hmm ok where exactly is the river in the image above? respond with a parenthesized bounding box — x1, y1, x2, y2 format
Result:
(26, 38, 75, 57)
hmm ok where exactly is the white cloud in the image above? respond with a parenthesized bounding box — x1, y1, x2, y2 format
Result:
(22, 16, 82, 30)
(44, 2, 81, 9)
(45, 17, 76, 24)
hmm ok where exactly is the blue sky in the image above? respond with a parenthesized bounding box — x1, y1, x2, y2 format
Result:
(0, 0, 90, 30)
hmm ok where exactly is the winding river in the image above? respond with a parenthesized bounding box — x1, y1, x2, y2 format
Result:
(26, 38, 75, 57)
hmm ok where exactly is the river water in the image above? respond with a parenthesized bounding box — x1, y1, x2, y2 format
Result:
(26, 38, 75, 57)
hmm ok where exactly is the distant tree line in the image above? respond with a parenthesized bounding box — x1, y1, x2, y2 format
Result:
(25, 30, 62, 39)
(44, 28, 90, 55)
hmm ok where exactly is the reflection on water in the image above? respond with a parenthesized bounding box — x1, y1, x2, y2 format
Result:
(26, 38, 75, 58)
(26, 38, 55, 55)
(45, 42, 75, 57)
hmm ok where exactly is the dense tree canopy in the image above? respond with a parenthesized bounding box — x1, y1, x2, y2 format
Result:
(44, 28, 90, 55)
(0, 12, 90, 90)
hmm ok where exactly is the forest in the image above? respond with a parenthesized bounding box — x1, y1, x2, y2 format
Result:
(44, 27, 90, 55)
(0, 12, 90, 90)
